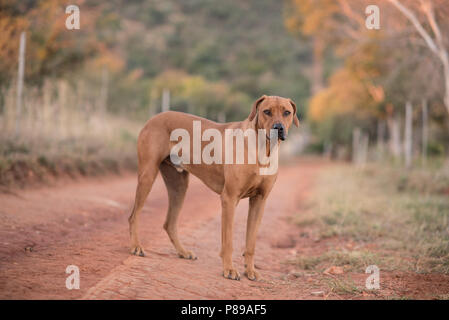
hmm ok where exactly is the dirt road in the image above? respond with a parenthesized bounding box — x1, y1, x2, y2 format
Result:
(0, 159, 323, 299)
(2, 159, 449, 300)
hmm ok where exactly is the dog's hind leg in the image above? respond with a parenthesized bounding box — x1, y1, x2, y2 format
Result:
(128, 164, 159, 257)
(159, 160, 196, 260)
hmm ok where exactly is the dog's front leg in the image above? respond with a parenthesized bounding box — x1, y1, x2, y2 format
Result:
(244, 194, 266, 281)
(220, 193, 240, 280)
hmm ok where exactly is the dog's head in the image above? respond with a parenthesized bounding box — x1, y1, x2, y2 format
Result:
(248, 95, 299, 141)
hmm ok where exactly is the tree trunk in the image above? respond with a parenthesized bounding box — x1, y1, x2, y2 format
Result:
(311, 38, 324, 95)
(387, 112, 401, 159)
(99, 67, 109, 114)
(162, 88, 170, 112)
(15, 31, 26, 136)
(421, 99, 428, 165)
(217, 110, 226, 123)
(42, 79, 52, 137)
(352, 127, 361, 164)
(404, 101, 413, 169)
(377, 119, 386, 161)
(389, 0, 449, 121)
(323, 141, 332, 159)
(352, 127, 369, 168)
(57, 80, 67, 138)
(443, 58, 449, 117)
(360, 133, 369, 168)
(148, 88, 157, 118)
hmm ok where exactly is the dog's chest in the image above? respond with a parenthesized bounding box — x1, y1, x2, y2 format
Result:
(238, 170, 277, 198)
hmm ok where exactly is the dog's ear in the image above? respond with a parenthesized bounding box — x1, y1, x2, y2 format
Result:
(289, 99, 300, 127)
(248, 95, 267, 121)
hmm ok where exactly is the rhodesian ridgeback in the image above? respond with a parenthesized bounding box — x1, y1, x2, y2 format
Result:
(128, 95, 299, 281)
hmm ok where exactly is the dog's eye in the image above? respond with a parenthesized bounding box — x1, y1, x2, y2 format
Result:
(283, 110, 291, 116)
(263, 110, 272, 116)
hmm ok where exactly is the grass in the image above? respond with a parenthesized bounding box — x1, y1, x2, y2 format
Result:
(0, 79, 145, 189)
(0, 143, 138, 188)
(294, 161, 449, 274)
(295, 249, 387, 272)
(0, 110, 141, 188)
(325, 277, 362, 296)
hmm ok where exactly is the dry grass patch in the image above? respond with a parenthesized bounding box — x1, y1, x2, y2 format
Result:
(294, 162, 449, 274)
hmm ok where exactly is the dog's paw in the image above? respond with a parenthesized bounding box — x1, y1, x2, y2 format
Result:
(223, 268, 240, 280)
(130, 245, 145, 257)
(178, 250, 197, 260)
(244, 268, 260, 281)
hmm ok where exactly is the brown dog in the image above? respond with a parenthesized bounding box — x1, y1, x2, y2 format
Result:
(128, 95, 299, 281)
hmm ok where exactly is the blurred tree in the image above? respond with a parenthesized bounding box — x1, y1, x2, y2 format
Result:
(0, 0, 103, 86)
(151, 70, 252, 121)
(286, 0, 449, 158)
(388, 0, 449, 118)
(1, 0, 311, 121)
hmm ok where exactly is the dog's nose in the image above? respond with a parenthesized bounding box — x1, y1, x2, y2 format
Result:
(272, 123, 285, 140)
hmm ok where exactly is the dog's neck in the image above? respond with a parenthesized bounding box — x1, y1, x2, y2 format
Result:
(243, 117, 280, 158)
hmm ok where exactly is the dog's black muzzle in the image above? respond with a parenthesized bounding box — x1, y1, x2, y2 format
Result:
(272, 123, 286, 141)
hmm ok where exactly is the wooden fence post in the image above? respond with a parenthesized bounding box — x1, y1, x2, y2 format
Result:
(162, 88, 170, 112)
(421, 99, 428, 166)
(15, 31, 26, 136)
(404, 101, 413, 169)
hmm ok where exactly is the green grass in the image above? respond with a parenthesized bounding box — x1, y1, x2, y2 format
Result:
(294, 162, 449, 273)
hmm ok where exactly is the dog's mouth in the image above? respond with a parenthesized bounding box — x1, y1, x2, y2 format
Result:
(278, 131, 286, 141)
(266, 133, 286, 142)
